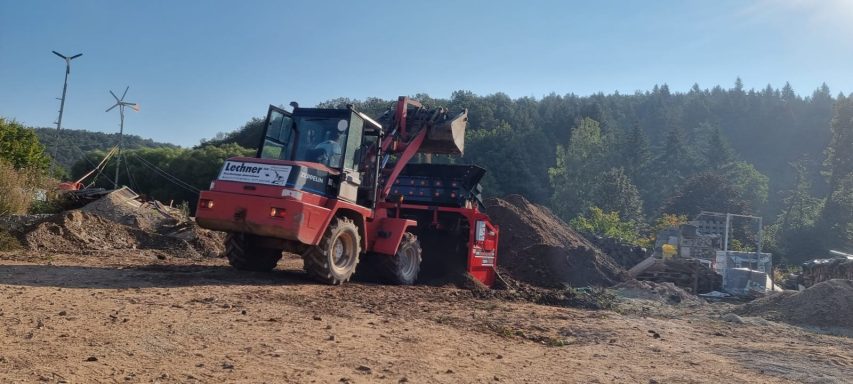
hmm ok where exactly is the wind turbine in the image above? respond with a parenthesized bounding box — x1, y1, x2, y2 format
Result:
(52, 51, 83, 130)
(105, 86, 140, 189)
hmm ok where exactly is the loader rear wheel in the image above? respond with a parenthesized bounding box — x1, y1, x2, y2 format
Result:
(379, 232, 422, 285)
(225, 233, 282, 272)
(302, 217, 361, 285)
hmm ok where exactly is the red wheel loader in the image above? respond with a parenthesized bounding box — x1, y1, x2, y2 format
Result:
(195, 97, 499, 286)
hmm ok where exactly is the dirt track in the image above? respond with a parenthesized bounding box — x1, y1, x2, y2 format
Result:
(1, 251, 851, 384)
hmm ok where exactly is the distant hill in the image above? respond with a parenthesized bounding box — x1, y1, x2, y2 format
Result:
(35, 128, 178, 170)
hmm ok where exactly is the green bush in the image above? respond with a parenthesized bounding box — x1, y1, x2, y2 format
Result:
(570, 206, 640, 244)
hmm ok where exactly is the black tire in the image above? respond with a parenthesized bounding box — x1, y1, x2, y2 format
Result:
(225, 233, 282, 272)
(378, 232, 422, 285)
(302, 217, 361, 285)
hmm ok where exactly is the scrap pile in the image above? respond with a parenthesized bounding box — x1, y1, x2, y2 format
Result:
(801, 257, 853, 288)
(632, 257, 722, 294)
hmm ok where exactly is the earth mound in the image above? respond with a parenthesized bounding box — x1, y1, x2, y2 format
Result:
(485, 195, 626, 288)
(23, 210, 200, 257)
(20, 188, 224, 258)
(613, 279, 703, 305)
(735, 279, 853, 332)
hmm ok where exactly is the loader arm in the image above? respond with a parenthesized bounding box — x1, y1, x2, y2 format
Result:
(374, 96, 468, 201)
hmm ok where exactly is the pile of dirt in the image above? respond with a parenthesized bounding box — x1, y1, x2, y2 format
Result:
(735, 279, 853, 332)
(613, 279, 703, 305)
(20, 188, 224, 258)
(485, 195, 626, 288)
(23, 210, 199, 256)
(80, 187, 179, 232)
(584, 234, 649, 269)
(161, 220, 225, 258)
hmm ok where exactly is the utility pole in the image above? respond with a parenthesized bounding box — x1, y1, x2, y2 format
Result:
(52, 51, 83, 130)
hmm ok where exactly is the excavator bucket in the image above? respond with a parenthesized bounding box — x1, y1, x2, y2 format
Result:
(420, 109, 468, 155)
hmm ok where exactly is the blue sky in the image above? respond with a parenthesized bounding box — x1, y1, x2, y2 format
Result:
(1, 0, 852, 147)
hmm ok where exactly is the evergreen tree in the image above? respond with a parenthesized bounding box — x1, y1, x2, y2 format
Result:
(704, 125, 736, 170)
(619, 123, 651, 182)
(818, 94, 853, 250)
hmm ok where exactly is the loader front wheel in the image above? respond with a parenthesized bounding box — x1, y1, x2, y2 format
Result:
(379, 232, 422, 285)
(225, 233, 282, 272)
(303, 217, 361, 285)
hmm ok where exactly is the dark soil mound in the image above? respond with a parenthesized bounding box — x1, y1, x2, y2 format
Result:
(736, 279, 853, 331)
(485, 195, 626, 288)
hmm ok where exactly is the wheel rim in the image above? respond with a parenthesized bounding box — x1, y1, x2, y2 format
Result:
(330, 231, 356, 273)
(399, 244, 418, 278)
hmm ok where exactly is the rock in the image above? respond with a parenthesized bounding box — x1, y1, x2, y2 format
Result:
(222, 362, 234, 369)
(722, 313, 744, 324)
(356, 365, 372, 374)
(84, 356, 98, 362)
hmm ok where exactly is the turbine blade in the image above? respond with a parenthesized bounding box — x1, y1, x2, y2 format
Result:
(70, 53, 83, 59)
(110, 90, 119, 101)
(130, 104, 140, 112)
(121, 86, 129, 100)
(52, 51, 66, 59)
(106, 104, 118, 112)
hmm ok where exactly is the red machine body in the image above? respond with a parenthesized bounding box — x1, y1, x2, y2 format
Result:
(196, 97, 498, 286)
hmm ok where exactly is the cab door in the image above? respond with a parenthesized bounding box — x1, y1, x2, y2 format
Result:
(256, 105, 294, 160)
(337, 112, 364, 203)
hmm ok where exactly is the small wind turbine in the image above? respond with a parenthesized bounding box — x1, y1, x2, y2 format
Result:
(52, 51, 83, 130)
(105, 86, 140, 189)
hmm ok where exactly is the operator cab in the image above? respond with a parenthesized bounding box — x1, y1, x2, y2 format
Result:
(257, 105, 382, 204)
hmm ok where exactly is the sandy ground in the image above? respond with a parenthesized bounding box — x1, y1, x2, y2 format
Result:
(1, 251, 851, 384)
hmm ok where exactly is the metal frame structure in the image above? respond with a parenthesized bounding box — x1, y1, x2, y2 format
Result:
(696, 211, 772, 291)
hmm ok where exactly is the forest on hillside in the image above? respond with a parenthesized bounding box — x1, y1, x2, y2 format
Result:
(34, 128, 177, 172)
(61, 80, 852, 264)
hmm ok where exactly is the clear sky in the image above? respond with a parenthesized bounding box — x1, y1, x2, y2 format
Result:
(1, 0, 852, 147)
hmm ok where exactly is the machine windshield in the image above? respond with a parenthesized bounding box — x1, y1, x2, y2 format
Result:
(260, 112, 350, 169)
(293, 117, 348, 168)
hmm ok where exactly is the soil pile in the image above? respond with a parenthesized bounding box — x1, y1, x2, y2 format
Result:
(736, 279, 853, 331)
(613, 279, 703, 305)
(584, 235, 649, 269)
(485, 195, 626, 288)
(21, 189, 224, 258)
(23, 210, 199, 256)
(80, 187, 178, 232)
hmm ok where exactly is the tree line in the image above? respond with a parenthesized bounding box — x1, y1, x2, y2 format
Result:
(1, 79, 847, 264)
(197, 81, 850, 263)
